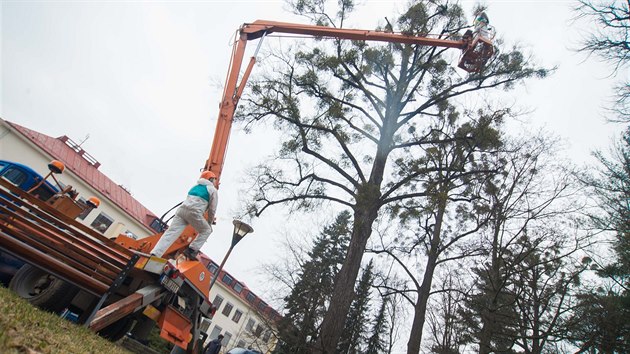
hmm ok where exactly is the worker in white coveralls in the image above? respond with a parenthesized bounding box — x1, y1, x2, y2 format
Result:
(151, 170, 219, 259)
(473, 11, 495, 41)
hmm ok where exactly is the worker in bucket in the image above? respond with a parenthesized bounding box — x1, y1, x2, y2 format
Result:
(473, 11, 495, 41)
(151, 170, 219, 259)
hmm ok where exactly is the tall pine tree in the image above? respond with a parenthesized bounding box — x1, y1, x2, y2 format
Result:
(338, 260, 374, 354)
(238, 1, 549, 350)
(365, 297, 389, 354)
(275, 211, 352, 354)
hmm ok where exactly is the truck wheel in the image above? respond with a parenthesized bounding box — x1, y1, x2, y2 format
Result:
(8, 264, 78, 313)
(97, 315, 134, 341)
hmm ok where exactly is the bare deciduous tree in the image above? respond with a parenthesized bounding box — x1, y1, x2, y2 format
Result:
(575, 0, 630, 121)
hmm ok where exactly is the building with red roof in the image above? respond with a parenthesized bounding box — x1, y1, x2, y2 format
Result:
(0, 118, 280, 352)
(3, 119, 162, 234)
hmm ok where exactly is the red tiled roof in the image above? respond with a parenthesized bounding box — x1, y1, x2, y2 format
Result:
(6, 120, 158, 232)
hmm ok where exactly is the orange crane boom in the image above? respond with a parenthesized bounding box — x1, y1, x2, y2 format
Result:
(204, 19, 493, 185)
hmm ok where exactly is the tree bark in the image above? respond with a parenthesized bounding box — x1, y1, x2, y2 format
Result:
(479, 207, 503, 354)
(406, 196, 447, 354)
(315, 109, 395, 354)
(315, 185, 380, 353)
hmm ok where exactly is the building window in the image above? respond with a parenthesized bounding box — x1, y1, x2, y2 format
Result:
(233, 282, 243, 294)
(246, 292, 256, 303)
(206, 262, 219, 274)
(76, 197, 93, 220)
(245, 319, 255, 332)
(223, 332, 233, 347)
(257, 301, 267, 311)
(222, 302, 233, 317)
(208, 325, 222, 343)
(263, 330, 271, 343)
(123, 230, 138, 240)
(232, 309, 243, 323)
(254, 324, 263, 337)
(221, 273, 233, 285)
(30, 182, 56, 201)
(212, 295, 224, 309)
(200, 318, 212, 333)
(90, 212, 113, 233)
(149, 217, 168, 233)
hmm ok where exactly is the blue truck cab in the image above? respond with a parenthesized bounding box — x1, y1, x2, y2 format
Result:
(0, 160, 60, 284)
(0, 160, 59, 200)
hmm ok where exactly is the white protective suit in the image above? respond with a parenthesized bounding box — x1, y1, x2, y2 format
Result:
(151, 178, 218, 257)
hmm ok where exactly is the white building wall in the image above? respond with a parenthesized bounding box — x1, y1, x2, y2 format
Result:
(202, 279, 277, 353)
(0, 121, 153, 238)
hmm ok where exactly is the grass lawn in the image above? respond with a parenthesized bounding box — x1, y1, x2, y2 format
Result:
(0, 286, 131, 354)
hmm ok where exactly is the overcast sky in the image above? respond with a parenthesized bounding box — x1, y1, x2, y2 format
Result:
(1, 0, 623, 303)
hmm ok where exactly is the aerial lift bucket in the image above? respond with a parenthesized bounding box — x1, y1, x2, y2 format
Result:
(458, 26, 495, 73)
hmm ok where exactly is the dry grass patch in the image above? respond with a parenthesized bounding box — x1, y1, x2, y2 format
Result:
(0, 286, 131, 354)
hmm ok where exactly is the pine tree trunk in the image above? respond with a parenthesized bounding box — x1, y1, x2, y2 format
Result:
(315, 189, 380, 353)
(406, 251, 439, 353)
(479, 205, 503, 354)
(531, 267, 541, 354)
(315, 116, 395, 353)
(478, 314, 495, 354)
(406, 196, 447, 353)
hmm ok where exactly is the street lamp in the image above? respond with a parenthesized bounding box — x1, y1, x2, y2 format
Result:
(208, 219, 254, 292)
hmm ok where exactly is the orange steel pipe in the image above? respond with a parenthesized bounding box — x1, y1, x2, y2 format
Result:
(0, 216, 118, 285)
(205, 33, 249, 182)
(241, 20, 466, 48)
(0, 205, 126, 275)
(0, 179, 132, 264)
(0, 179, 133, 263)
(0, 231, 109, 295)
(88, 293, 144, 332)
(0, 199, 129, 270)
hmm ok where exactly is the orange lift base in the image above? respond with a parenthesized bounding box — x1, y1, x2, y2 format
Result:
(158, 305, 192, 349)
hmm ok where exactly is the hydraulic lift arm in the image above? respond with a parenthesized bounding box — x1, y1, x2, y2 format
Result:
(203, 19, 493, 185)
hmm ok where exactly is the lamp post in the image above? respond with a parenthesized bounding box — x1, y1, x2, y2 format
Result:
(208, 219, 254, 293)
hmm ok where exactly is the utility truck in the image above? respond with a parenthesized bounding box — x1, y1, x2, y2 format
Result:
(0, 17, 493, 354)
(0, 158, 218, 350)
